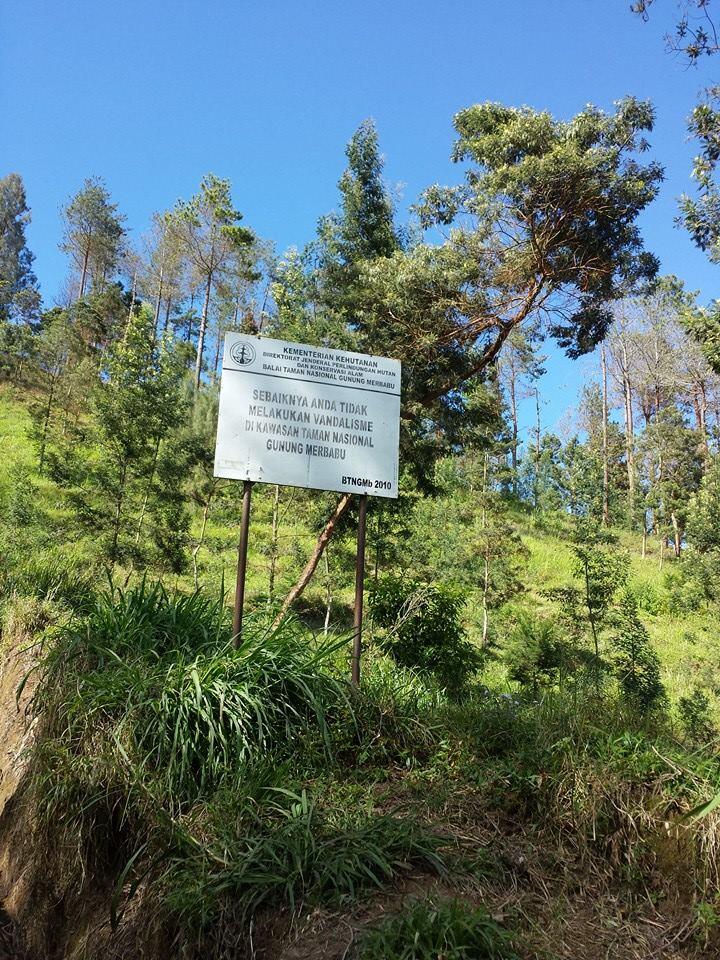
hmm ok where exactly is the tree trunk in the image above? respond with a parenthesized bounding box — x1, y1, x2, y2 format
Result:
(124, 271, 137, 342)
(194, 273, 213, 391)
(601, 345, 610, 526)
(621, 339, 636, 527)
(211, 327, 222, 385)
(78, 244, 90, 301)
(192, 496, 213, 590)
(374, 511, 381, 583)
(323, 546, 332, 636)
(154, 266, 164, 334)
(482, 550, 490, 647)
(509, 374, 518, 495)
(110, 461, 129, 567)
(698, 382, 709, 463)
(671, 511, 682, 558)
(38, 372, 58, 474)
(134, 435, 162, 544)
(268, 485, 280, 602)
(274, 494, 352, 625)
(533, 387, 541, 509)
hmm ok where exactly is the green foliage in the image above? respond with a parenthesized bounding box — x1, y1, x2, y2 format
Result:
(550, 522, 629, 674)
(688, 455, 720, 552)
(0, 172, 40, 328)
(37, 581, 350, 805)
(60, 176, 126, 300)
(611, 590, 665, 712)
(1, 552, 94, 615)
(165, 790, 446, 928)
(630, 579, 666, 615)
(505, 613, 569, 694)
(420, 97, 662, 354)
(369, 576, 481, 695)
(357, 898, 519, 960)
(48, 307, 193, 571)
(640, 407, 704, 551)
(679, 688, 717, 743)
(666, 549, 720, 610)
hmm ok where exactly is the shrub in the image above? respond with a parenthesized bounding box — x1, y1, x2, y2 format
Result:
(504, 613, 569, 693)
(611, 590, 665, 713)
(368, 576, 481, 696)
(357, 898, 519, 960)
(630, 579, 666, 616)
(1, 552, 94, 617)
(164, 791, 447, 929)
(679, 688, 717, 743)
(35, 581, 351, 805)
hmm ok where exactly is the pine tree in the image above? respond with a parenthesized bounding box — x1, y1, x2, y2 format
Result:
(60, 177, 126, 301)
(612, 589, 665, 712)
(167, 175, 253, 391)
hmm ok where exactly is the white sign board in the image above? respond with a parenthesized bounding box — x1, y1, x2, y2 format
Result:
(214, 334, 401, 498)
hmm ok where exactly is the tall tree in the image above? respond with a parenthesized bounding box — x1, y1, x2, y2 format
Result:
(140, 211, 188, 335)
(49, 307, 191, 570)
(60, 177, 126, 300)
(639, 407, 704, 559)
(279, 99, 662, 616)
(0, 173, 40, 325)
(168, 174, 253, 391)
(497, 327, 545, 494)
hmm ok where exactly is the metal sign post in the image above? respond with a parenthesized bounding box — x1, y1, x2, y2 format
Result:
(352, 494, 368, 687)
(232, 480, 253, 646)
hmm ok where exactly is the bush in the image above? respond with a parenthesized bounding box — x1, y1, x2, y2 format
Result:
(665, 551, 720, 612)
(165, 791, 447, 929)
(630, 579, 666, 616)
(679, 688, 717, 743)
(369, 576, 481, 696)
(504, 613, 569, 693)
(35, 581, 351, 805)
(611, 590, 665, 713)
(357, 898, 519, 960)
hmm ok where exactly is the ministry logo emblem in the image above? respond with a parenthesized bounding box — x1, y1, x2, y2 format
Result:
(230, 340, 256, 366)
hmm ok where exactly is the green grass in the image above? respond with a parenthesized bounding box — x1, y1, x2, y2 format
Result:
(164, 790, 447, 930)
(5, 388, 720, 957)
(357, 898, 519, 960)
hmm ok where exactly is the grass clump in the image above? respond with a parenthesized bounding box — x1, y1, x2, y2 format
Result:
(26, 578, 451, 954)
(164, 789, 447, 931)
(36, 580, 350, 805)
(357, 898, 519, 960)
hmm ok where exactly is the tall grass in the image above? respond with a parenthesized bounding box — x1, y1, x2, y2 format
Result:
(35, 580, 352, 804)
(26, 578, 451, 955)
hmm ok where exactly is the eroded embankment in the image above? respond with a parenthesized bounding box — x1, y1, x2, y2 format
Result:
(0, 619, 39, 959)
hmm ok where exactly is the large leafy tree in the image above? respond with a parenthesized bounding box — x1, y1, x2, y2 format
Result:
(49, 307, 192, 571)
(639, 406, 704, 557)
(633, 2, 720, 371)
(365, 98, 661, 378)
(0, 173, 41, 381)
(278, 99, 663, 617)
(633, 1, 720, 61)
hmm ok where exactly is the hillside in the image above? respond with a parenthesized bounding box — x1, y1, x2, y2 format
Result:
(2, 386, 720, 960)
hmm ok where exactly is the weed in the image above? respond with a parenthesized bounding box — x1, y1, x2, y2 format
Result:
(163, 790, 447, 929)
(357, 898, 519, 960)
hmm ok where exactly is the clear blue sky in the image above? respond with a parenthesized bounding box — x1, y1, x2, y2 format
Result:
(2, 0, 718, 439)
